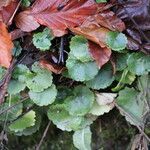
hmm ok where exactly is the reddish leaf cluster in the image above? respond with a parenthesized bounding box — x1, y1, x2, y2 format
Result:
(0, 0, 126, 69)
(15, 0, 110, 36)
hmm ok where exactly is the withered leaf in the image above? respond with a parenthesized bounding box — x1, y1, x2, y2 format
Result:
(15, 0, 110, 36)
(90, 11, 125, 32)
(116, 0, 150, 53)
(39, 60, 65, 74)
(71, 27, 109, 48)
(0, 0, 13, 9)
(70, 8, 124, 68)
(0, 0, 19, 25)
(89, 42, 111, 68)
(0, 22, 13, 68)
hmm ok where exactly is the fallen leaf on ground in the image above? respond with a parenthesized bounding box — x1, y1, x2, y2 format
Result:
(0, 0, 19, 25)
(15, 0, 112, 36)
(0, 22, 13, 68)
(89, 92, 117, 116)
(70, 25, 111, 69)
(71, 26, 109, 48)
(10, 29, 29, 40)
(96, 92, 117, 105)
(88, 42, 111, 68)
(0, 0, 13, 9)
(83, 11, 125, 32)
(69, 8, 125, 68)
(116, 0, 150, 53)
(39, 60, 65, 74)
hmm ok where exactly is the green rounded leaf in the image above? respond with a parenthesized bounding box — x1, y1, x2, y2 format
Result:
(70, 36, 92, 62)
(13, 64, 33, 83)
(106, 31, 127, 51)
(33, 28, 53, 51)
(73, 126, 92, 150)
(9, 110, 36, 132)
(86, 63, 114, 89)
(66, 56, 99, 81)
(8, 80, 26, 95)
(26, 63, 53, 92)
(117, 87, 145, 126)
(65, 86, 95, 116)
(47, 104, 83, 131)
(29, 84, 57, 106)
(116, 75, 150, 127)
(15, 114, 41, 136)
(89, 101, 113, 116)
(0, 95, 23, 121)
(116, 53, 129, 71)
(79, 115, 97, 130)
(127, 52, 150, 75)
(22, 0, 31, 7)
(26, 71, 53, 92)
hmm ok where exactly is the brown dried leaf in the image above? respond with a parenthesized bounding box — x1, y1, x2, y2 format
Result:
(0, 22, 13, 68)
(0, 0, 19, 25)
(70, 9, 125, 47)
(15, 0, 109, 36)
(70, 9, 125, 68)
(0, 0, 13, 9)
(88, 42, 111, 68)
(15, 11, 40, 32)
(39, 60, 65, 74)
(10, 29, 29, 40)
(91, 11, 125, 32)
(116, 0, 150, 53)
(71, 26, 109, 48)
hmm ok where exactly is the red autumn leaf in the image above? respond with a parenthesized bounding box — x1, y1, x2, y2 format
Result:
(15, 10, 40, 33)
(60, 1, 124, 67)
(0, 0, 19, 25)
(0, 22, 13, 68)
(71, 25, 112, 68)
(15, 0, 109, 36)
(69, 9, 125, 68)
(88, 42, 111, 68)
(71, 26, 109, 48)
(92, 11, 125, 32)
(40, 60, 65, 74)
(0, 0, 13, 9)
(10, 29, 29, 40)
(70, 9, 125, 47)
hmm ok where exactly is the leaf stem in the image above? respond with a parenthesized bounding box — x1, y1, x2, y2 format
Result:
(0, 96, 29, 116)
(58, 37, 64, 64)
(36, 121, 51, 150)
(7, 0, 22, 25)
